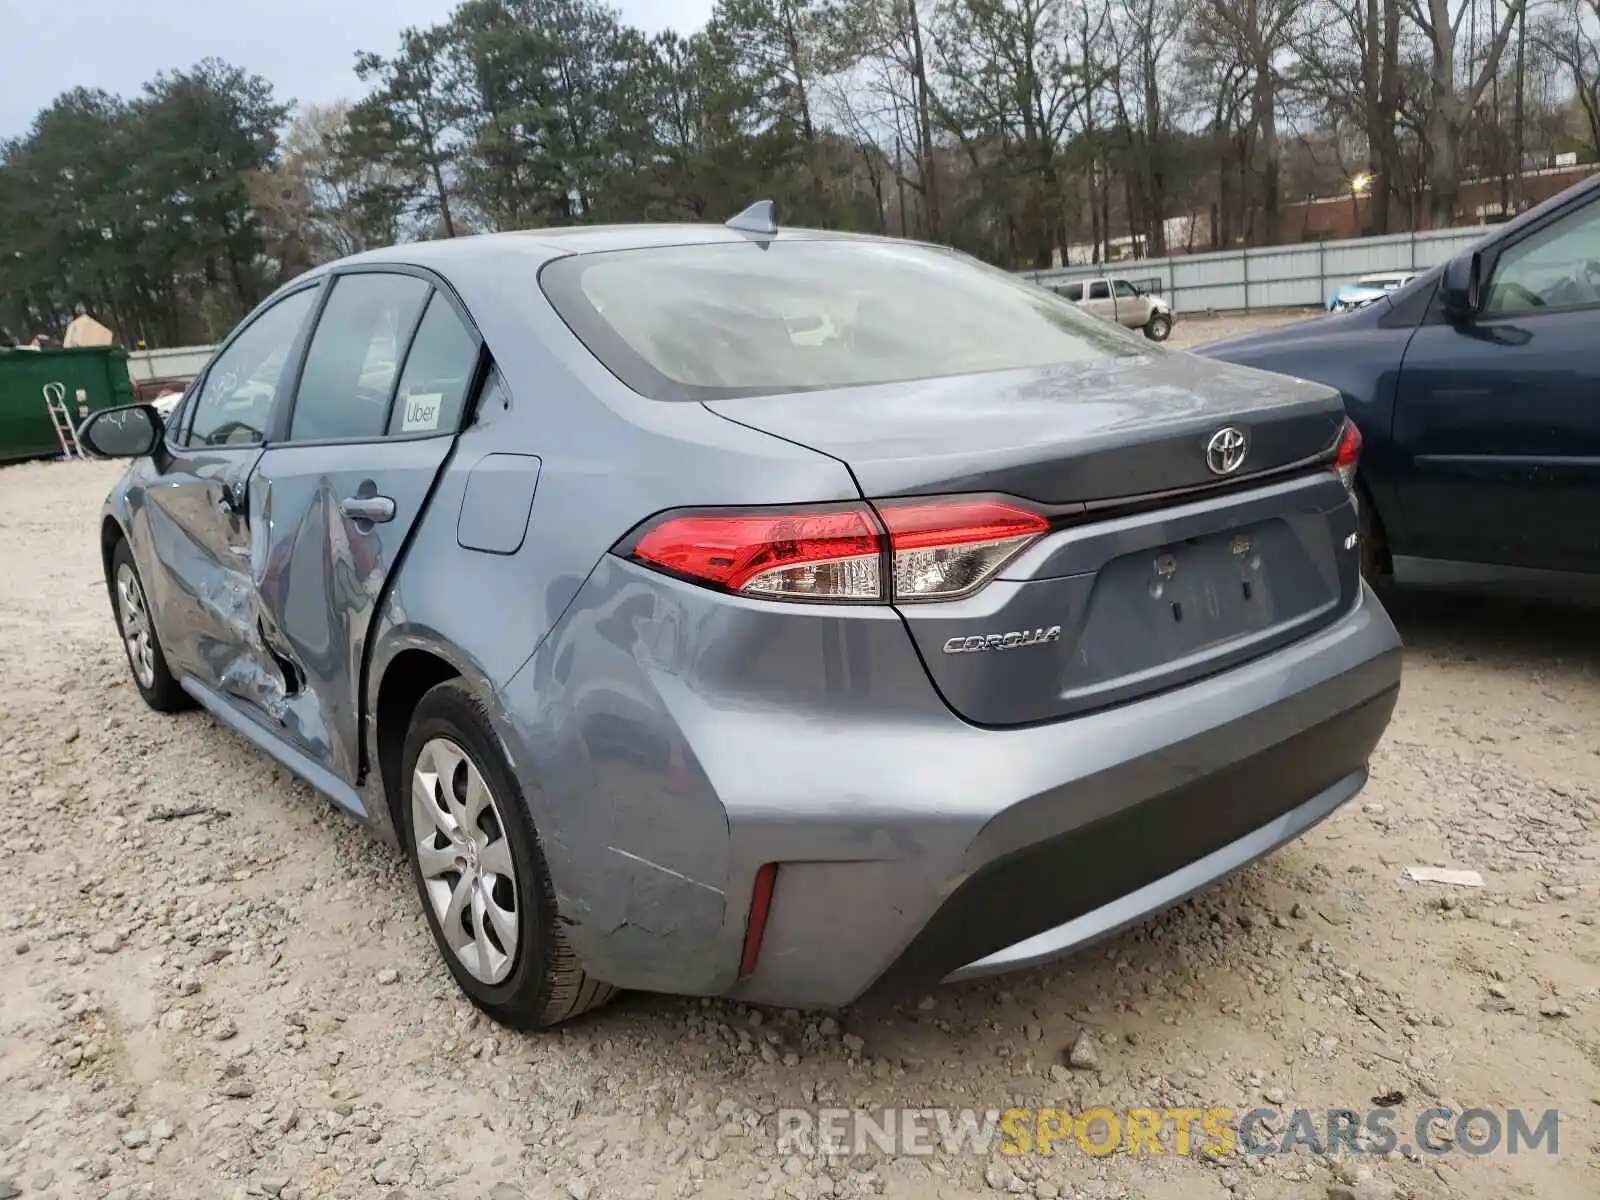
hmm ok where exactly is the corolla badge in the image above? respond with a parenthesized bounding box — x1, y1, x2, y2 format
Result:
(942, 626, 1062, 654)
(1205, 426, 1248, 475)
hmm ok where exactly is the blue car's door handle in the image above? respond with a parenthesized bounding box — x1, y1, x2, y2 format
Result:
(339, 495, 396, 523)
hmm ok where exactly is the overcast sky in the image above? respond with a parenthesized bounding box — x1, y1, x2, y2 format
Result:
(0, 0, 716, 139)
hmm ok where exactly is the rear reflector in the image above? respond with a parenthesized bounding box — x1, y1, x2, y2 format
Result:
(1334, 419, 1362, 491)
(621, 497, 1049, 603)
(739, 863, 778, 979)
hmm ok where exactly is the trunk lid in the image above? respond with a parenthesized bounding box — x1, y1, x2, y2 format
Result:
(707, 353, 1362, 725)
(703, 352, 1347, 504)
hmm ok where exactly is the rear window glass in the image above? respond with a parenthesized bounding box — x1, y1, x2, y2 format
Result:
(539, 239, 1136, 401)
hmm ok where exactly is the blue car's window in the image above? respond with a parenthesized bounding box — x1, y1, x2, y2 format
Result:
(540, 239, 1136, 402)
(186, 288, 317, 447)
(1483, 200, 1600, 315)
(290, 273, 430, 442)
(386, 293, 481, 436)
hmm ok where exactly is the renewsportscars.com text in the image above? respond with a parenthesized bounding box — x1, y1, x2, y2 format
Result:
(776, 1106, 1560, 1159)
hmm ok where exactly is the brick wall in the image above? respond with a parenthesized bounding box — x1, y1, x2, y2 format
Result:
(1279, 165, 1598, 241)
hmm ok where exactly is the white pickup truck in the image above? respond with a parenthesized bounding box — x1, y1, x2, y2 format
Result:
(1050, 276, 1174, 342)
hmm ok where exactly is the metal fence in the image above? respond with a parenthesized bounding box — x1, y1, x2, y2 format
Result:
(1021, 224, 1496, 314)
(126, 344, 215, 384)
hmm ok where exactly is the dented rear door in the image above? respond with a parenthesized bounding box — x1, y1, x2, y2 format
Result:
(245, 275, 485, 791)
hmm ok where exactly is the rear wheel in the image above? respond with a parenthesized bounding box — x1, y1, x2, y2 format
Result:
(400, 680, 615, 1028)
(1144, 312, 1172, 342)
(110, 539, 190, 712)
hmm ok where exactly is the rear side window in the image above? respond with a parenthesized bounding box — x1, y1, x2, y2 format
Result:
(387, 293, 481, 435)
(540, 239, 1134, 402)
(1056, 282, 1084, 302)
(290, 273, 429, 442)
(1087, 280, 1111, 300)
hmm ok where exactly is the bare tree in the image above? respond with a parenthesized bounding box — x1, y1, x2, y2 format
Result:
(1533, 0, 1600, 159)
(248, 104, 411, 277)
(1403, 0, 1527, 226)
(934, 0, 1090, 265)
(829, 0, 947, 239)
(1294, 0, 1407, 232)
(1189, 0, 1309, 242)
(1107, 0, 1186, 253)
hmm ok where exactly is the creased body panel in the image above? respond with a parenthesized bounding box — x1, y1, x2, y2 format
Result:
(248, 437, 456, 789)
(495, 554, 1401, 1007)
(495, 554, 970, 996)
(129, 447, 267, 696)
(356, 358, 861, 840)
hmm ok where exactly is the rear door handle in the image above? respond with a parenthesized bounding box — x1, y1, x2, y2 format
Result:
(339, 495, 396, 523)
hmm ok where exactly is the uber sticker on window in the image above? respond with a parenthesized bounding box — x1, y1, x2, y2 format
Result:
(399, 392, 444, 432)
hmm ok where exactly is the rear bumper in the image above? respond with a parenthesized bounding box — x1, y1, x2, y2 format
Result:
(730, 584, 1400, 1008)
(927, 710, 1379, 985)
(499, 562, 1400, 1010)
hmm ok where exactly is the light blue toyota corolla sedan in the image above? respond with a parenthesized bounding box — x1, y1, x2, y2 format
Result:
(79, 205, 1402, 1027)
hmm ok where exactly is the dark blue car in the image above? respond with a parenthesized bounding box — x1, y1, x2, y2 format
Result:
(1197, 171, 1600, 601)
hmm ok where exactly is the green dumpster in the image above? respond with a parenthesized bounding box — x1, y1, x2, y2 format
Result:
(0, 346, 137, 464)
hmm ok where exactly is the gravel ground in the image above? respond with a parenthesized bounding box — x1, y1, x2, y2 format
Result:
(2, 350, 1597, 1200)
(1167, 310, 1317, 350)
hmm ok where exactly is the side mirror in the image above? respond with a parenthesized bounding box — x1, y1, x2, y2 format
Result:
(78, 404, 163, 459)
(1439, 251, 1482, 318)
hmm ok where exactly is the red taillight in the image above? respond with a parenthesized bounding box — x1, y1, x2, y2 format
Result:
(621, 497, 1049, 603)
(629, 507, 883, 600)
(879, 499, 1050, 600)
(1335, 419, 1362, 491)
(739, 863, 778, 979)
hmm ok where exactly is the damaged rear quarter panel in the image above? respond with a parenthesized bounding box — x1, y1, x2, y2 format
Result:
(493, 554, 979, 999)
(352, 257, 864, 990)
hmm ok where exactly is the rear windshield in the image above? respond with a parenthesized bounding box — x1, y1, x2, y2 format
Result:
(539, 238, 1137, 401)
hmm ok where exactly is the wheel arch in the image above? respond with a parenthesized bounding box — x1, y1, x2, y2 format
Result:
(99, 514, 127, 602)
(1355, 474, 1393, 579)
(372, 646, 464, 845)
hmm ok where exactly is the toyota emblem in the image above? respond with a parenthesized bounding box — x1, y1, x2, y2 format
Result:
(1205, 427, 1248, 475)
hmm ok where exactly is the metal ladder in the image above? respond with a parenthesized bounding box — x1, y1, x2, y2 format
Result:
(43, 382, 85, 460)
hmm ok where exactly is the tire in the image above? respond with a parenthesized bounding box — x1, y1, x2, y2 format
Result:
(399, 680, 615, 1028)
(109, 538, 191, 713)
(1144, 312, 1172, 342)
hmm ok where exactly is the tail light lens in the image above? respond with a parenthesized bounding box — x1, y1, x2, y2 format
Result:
(879, 499, 1050, 600)
(1334, 419, 1362, 491)
(620, 497, 1049, 603)
(628, 507, 881, 600)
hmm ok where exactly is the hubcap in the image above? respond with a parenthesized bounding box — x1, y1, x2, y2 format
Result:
(411, 738, 520, 985)
(115, 563, 156, 688)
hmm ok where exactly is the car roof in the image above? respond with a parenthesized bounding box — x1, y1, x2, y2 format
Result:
(261, 223, 963, 371)
(324, 222, 874, 276)
(274, 223, 953, 333)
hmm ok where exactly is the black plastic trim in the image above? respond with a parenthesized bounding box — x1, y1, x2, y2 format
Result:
(876, 683, 1400, 990)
